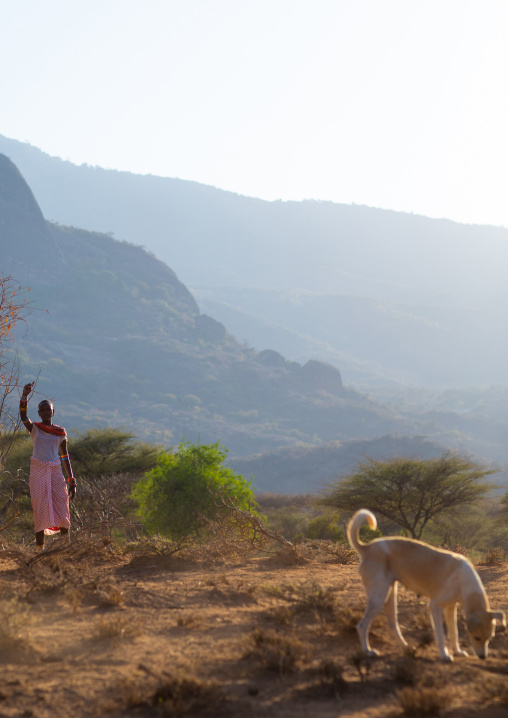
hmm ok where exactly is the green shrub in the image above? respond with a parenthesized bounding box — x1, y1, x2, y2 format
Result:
(132, 440, 257, 539)
(304, 512, 344, 541)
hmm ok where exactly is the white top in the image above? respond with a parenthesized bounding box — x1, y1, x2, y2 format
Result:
(30, 424, 66, 463)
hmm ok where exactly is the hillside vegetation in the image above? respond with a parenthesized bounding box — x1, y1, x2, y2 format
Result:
(2, 133, 508, 388)
(1, 154, 438, 483)
(1, 150, 506, 492)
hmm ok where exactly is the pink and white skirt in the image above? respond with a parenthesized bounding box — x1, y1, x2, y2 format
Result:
(29, 457, 70, 534)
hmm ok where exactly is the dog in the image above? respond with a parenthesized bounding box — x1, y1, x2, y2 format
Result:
(348, 509, 505, 662)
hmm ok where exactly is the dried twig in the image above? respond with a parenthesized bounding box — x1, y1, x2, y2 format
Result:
(208, 488, 297, 556)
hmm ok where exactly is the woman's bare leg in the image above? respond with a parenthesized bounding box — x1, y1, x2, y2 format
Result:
(35, 529, 44, 551)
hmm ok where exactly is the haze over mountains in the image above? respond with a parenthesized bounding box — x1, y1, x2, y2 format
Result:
(1, 134, 507, 492)
(1, 133, 507, 388)
(1, 151, 450, 491)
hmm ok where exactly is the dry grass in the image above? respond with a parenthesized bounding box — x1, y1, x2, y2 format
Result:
(0, 597, 31, 642)
(10, 537, 127, 611)
(94, 615, 142, 640)
(0, 535, 507, 718)
(123, 533, 189, 557)
(94, 578, 125, 607)
(392, 651, 422, 686)
(265, 604, 294, 625)
(114, 668, 228, 716)
(0, 597, 36, 663)
(244, 628, 309, 674)
(63, 586, 85, 613)
(441, 543, 471, 557)
(396, 685, 452, 716)
(483, 547, 506, 565)
(264, 544, 306, 566)
(304, 539, 358, 565)
(176, 611, 206, 629)
(334, 603, 366, 636)
(476, 675, 508, 706)
(263, 539, 358, 567)
(151, 674, 227, 715)
(262, 580, 338, 618)
(307, 658, 348, 697)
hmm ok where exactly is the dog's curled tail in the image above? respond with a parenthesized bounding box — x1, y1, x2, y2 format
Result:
(347, 509, 377, 555)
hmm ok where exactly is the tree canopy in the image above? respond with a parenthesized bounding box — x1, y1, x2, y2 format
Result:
(323, 453, 494, 539)
(132, 440, 257, 540)
(69, 427, 158, 479)
(3, 426, 159, 480)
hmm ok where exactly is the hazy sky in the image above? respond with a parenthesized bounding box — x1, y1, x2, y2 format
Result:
(1, 0, 507, 227)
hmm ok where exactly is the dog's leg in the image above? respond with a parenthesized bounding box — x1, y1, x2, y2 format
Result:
(430, 602, 452, 662)
(357, 580, 392, 657)
(385, 582, 409, 648)
(444, 604, 468, 657)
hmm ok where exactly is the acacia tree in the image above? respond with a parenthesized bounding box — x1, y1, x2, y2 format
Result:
(323, 453, 494, 539)
(5, 426, 159, 478)
(68, 427, 159, 479)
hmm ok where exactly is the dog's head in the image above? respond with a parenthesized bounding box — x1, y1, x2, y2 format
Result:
(466, 609, 506, 659)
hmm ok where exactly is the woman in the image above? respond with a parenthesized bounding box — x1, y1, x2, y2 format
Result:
(19, 382, 77, 551)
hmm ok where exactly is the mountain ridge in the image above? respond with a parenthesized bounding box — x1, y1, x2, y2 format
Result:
(2, 133, 508, 389)
(1, 153, 420, 470)
(1, 149, 507, 491)
(2, 134, 507, 302)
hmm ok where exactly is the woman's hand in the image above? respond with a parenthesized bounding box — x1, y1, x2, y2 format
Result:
(22, 382, 34, 397)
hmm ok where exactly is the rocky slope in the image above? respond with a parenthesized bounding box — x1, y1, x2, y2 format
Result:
(1, 154, 430, 475)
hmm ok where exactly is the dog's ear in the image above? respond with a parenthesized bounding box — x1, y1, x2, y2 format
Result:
(491, 610, 506, 630)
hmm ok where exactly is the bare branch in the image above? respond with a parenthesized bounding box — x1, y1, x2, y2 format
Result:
(207, 486, 297, 554)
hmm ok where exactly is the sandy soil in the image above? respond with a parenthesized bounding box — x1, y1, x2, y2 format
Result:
(0, 540, 507, 718)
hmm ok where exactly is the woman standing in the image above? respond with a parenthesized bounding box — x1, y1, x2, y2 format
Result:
(19, 382, 77, 551)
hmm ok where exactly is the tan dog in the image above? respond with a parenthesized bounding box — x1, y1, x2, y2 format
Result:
(348, 509, 505, 662)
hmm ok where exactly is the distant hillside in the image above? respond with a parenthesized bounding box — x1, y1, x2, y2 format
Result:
(1, 154, 426, 467)
(229, 435, 450, 494)
(1, 134, 507, 387)
(195, 286, 508, 386)
(2, 152, 507, 492)
(2, 134, 507, 304)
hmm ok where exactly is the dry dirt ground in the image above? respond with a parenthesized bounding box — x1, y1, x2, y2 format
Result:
(0, 540, 507, 718)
